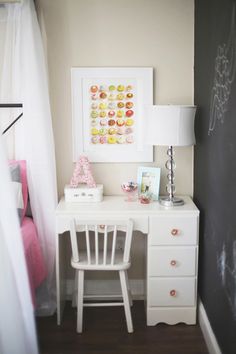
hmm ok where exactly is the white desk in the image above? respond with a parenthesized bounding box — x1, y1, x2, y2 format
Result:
(56, 195, 199, 326)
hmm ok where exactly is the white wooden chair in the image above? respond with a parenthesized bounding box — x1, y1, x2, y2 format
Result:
(69, 218, 134, 333)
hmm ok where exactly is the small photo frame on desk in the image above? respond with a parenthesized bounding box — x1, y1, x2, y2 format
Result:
(137, 166, 161, 201)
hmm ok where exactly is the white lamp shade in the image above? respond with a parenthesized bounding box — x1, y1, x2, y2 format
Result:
(146, 105, 196, 146)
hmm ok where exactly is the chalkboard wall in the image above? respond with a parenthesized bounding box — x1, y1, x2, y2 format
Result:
(194, 0, 236, 353)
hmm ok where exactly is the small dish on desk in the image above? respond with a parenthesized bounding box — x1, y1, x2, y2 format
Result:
(139, 192, 152, 204)
(121, 181, 138, 202)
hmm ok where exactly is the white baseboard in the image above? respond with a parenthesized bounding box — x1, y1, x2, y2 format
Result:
(66, 278, 145, 300)
(198, 300, 222, 354)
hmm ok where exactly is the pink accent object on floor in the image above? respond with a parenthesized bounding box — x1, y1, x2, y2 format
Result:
(70, 156, 96, 188)
(21, 217, 47, 307)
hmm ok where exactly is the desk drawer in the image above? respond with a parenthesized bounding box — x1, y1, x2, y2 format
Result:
(148, 246, 197, 277)
(149, 216, 198, 246)
(148, 277, 196, 307)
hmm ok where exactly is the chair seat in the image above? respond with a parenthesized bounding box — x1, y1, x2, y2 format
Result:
(71, 250, 131, 271)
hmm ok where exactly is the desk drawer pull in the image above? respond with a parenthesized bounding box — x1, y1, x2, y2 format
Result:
(170, 289, 177, 297)
(171, 228, 179, 236)
(170, 260, 177, 266)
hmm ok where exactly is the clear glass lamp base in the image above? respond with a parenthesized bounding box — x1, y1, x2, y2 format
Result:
(159, 196, 184, 207)
(161, 146, 185, 207)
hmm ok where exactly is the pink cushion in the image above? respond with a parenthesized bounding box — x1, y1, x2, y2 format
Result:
(9, 160, 28, 221)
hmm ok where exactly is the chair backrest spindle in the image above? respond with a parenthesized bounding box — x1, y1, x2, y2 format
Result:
(85, 224, 91, 264)
(111, 225, 117, 265)
(95, 225, 99, 265)
(70, 219, 133, 269)
(103, 225, 108, 265)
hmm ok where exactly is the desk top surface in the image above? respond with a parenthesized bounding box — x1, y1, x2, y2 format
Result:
(56, 195, 199, 216)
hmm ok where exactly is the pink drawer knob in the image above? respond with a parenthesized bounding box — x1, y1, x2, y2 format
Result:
(170, 260, 177, 266)
(171, 228, 179, 236)
(170, 289, 177, 297)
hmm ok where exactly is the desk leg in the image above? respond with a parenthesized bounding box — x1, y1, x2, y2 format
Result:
(56, 232, 66, 325)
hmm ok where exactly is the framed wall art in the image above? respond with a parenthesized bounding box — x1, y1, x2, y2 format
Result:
(71, 67, 153, 162)
(137, 166, 161, 201)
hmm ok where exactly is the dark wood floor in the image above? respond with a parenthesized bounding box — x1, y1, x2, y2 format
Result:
(36, 301, 209, 354)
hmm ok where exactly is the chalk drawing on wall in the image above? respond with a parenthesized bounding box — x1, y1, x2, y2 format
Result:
(218, 243, 226, 286)
(208, 5, 236, 135)
(207, 215, 236, 318)
(217, 240, 236, 319)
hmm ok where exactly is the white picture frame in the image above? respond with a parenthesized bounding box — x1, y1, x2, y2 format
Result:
(71, 67, 153, 162)
(137, 166, 161, 201)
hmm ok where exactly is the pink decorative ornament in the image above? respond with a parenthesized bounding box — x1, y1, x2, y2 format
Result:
(70, 156, 96, 188)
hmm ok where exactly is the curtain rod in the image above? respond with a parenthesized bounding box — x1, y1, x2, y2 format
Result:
(0, 103, 23, 108)
(0, 103, 23, 135)
(0, 1, 21, 4)
(2, 113, 23, 135)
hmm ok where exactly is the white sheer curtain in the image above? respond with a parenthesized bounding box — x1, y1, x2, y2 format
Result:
(0, 0, 58, 315)
(0, 135, 38, 354)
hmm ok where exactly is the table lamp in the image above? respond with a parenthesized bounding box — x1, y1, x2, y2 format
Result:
(146, 105, 196, 207)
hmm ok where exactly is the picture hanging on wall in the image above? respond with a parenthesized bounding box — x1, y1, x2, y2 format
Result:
(71, 67, 153, 162)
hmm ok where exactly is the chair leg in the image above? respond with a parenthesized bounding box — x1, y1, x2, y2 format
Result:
(125, 270, 133, 307)
(77, 270, 84, 333)
(119, 270, 134, 333)
(72, 269, 78, 307)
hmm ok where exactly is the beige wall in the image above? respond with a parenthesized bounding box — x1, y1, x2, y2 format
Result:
(36, 0, 195, 281)
(36, 0, 194, 197)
